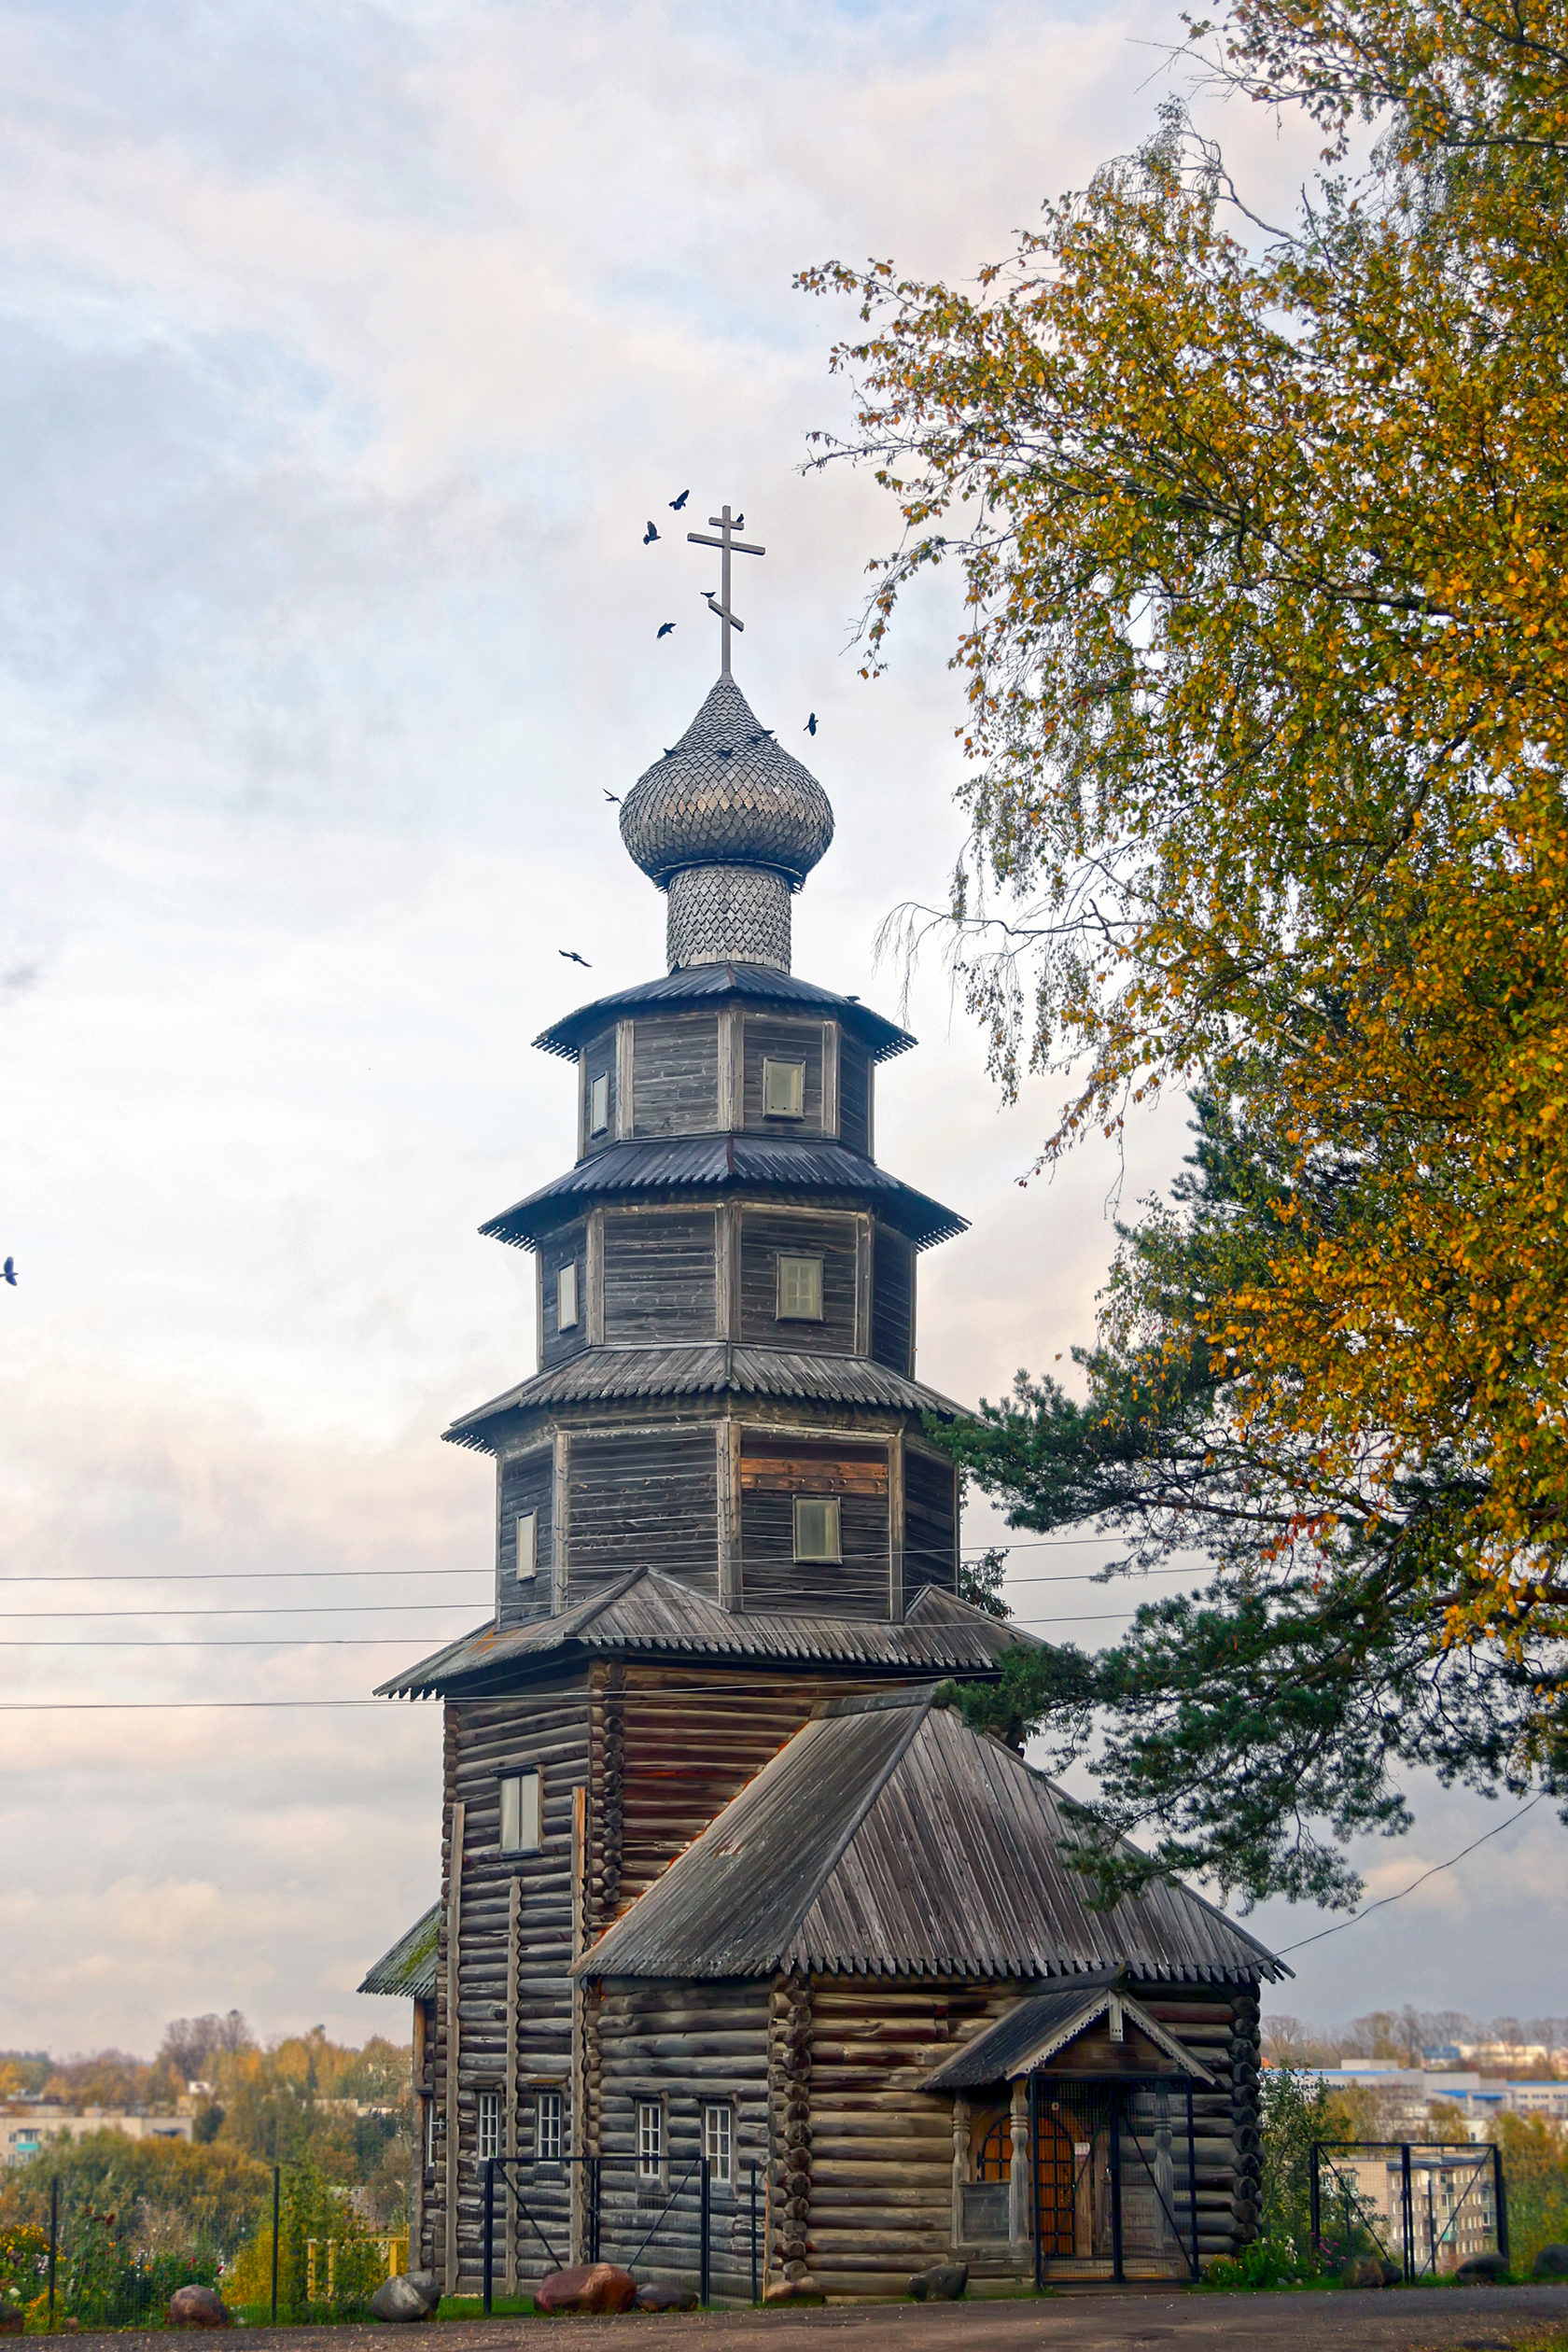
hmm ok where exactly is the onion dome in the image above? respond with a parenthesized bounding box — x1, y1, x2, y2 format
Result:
(620, 675, 833, 973)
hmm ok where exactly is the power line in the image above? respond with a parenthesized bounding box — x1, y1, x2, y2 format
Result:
(1275, 1799, 1547, 1954)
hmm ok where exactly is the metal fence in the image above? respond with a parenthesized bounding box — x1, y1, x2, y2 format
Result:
(1029, 2078, 1200, 2287)
(481, 2154, 763, 2309)
(21, 2174, 230, 2332)
(1309, 2141, 1508, 2279)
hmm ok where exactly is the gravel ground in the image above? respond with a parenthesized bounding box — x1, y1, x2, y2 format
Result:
(49, 2282, 1568, 2352)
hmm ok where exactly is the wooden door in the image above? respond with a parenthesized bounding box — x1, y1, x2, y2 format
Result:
(1036, 2111, 1076, 2257)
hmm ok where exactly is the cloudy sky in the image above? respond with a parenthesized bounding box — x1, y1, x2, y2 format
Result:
(2, 0, 1561, 2065)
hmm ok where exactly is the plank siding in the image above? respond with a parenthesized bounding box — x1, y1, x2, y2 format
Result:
(740, 1484, 890, 1618)
(738, 1210, 859, 1354)
(903, 1448, 958, 1599)
(432, 1688, 591, 2294)
(602, 1211, 718, 1343)
(579, 1033, 618, 1160)
(741, 1016, 825, 1136)
(837, 1039, 872, 1157)
(496, 1448, 553, 1628)
(539, 1221, 589, 1368)
(567, 1426, 720, 1601)
(631, 1015, 721, 1138)
(870, 1225, 914, 1375)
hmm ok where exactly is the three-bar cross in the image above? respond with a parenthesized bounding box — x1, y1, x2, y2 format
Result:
(687, 504, 764, 674)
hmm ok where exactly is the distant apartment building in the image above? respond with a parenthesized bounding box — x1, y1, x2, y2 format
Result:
(1284, 2058, 1568, 2139)
(1336, 2149, 1497, 2275)
(1, 2105, 194, 2168)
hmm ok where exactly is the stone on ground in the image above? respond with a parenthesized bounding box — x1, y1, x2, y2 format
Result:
(0, 2306, 23, 2335)
(1339, 2254, 1387, 2289)
(1533, 2244, 1568, 2279)
(536, 2263, 637, 2315)
(166, 2284, 231, 2328)
(370, 2275, 438, 2322)
(763, 2277, 825, 2303)
(1456, 2250, 1510, 2281)
(634, 2282, 698, 2310)
(909, 2262, 969, 2301)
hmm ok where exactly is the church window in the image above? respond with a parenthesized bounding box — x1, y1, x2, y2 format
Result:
(424, 2098, 436, 2169)
(515, 1511, 538, 1582)
(703, 2103, 733, 2187)
(537, 2090, 562, 2164)
(589, 1072, 610, 1137)
(556, 1261, 579, 1329)
(477, 2091, 500, 2163)
(762, 1057, 805, 1119)
(793, 1495, 841, 1563)
(637, 2100, 664, 2180)
(499, 1770, 542, 1855)
(776, 1253, 823, 1321)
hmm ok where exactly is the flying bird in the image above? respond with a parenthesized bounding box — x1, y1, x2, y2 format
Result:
(558, 949, 592, 968)
(643, 520, 659, 545)
(656, 622, 676, 638)
(2, 1257, 15, 1286)
(603, 791, 622, 804)
(748, 730, 775, 745)
(669, 490, 690, 511)
(805, 712, 818, 736)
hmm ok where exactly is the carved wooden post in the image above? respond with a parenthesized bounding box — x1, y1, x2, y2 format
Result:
(950, 2094, 970, 2247)
(1009, 2077, 1031, 2254)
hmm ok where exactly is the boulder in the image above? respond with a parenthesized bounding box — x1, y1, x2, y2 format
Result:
(0, 2307, 23, 2336)
(634, 2283, 698, 2311)
(1456, 2251, 1510, 2282)
(166, 2285, 231, 2329)
(370, 2275, 439, 2323)
(1340, 2254, 1387, 2289)
(909, 2262, 969, 2302)
(1533, 2245, 1568, 2280)
(536, 2264, 637, 2316)
(763, 2277, 825, 2304)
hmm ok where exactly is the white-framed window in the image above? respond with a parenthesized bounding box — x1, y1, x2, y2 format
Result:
(536, 2089, 563, 2164)
(703, 2103, 733, 2188)
(515, 1510, 539, 1582)
(556, 1260, 579, 1330)
(424, 2097, 436, 2169)
(762, 1057, 805, 1119)
(589, 1071, 610, 1137)
(793, 1494, 841, 1563)
(477, 2090, 500, 2163)
(499, 1770, 543, 1855)
(776, 1253, 823, 1321)
(637, 2100, 664, 2180)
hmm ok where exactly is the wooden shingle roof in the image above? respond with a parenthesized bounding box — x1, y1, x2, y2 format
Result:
(574, 1689, 1286, 1987)
(357, 1901, 440, 1999)
(375, 1569, 1033, 1701)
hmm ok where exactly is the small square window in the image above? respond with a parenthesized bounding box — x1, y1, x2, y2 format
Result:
(499, 1770, 542, 1855)
(537, 2089, 562, 2164)
(793, 1495, 841, 1563)
(762, 1057, 805, 1119)
(515, 1510, 538, 1582)
(703, 2103, 733, 2187)
(589, 1071, 610, 1137)
(637, 2100, 664, 2180)
(776, 1253, 823, 1321)
(477, 2090, 500, 2163)
(556, 1260, 579, 1330)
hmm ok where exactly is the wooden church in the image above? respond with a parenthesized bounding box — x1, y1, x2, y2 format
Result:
(363, 517, 1282, 2300)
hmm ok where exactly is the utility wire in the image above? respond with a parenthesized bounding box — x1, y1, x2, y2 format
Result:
(0, 1607, 1141, 1647)
(1275, 1799, 1547, 1954)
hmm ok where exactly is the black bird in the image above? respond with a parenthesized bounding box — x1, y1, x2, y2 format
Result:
(664, 748, 677, 757)
(2, 1256, 14, 1286)
(748, 729, 774, 744)
(558, 949, 592, 968)
(656, 621, 676, 638)
(734, 512, 745, 528)
(669, 490, 690, 511)
(643, 520, 659, 545)
(716, 748, 733, 760)
(604, 791, 622, 805)
(805, 712, 818, 735)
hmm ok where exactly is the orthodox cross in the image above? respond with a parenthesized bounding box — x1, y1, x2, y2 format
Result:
(687, 503, 764, 674)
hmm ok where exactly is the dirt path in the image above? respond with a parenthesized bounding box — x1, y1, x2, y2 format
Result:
(57, 2282, 1568, 2352)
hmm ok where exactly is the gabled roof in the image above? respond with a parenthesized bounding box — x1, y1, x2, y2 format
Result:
(443, 1342, 959, 1452)
(923, 1979, 1217, 2089)
(478, 1135, 966, 1253)
(573, 1689, 1286, 1987)
(358, 1901, 440, 1999)
(533, 962, 914, 1065)
(375, 1570, 1030, 1701)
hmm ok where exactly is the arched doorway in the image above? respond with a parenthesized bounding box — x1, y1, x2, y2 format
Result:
(970, 2107, 1076, 2257)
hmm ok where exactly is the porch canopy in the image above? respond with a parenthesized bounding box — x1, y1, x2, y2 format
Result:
(924, 1975, 1216, 2092)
